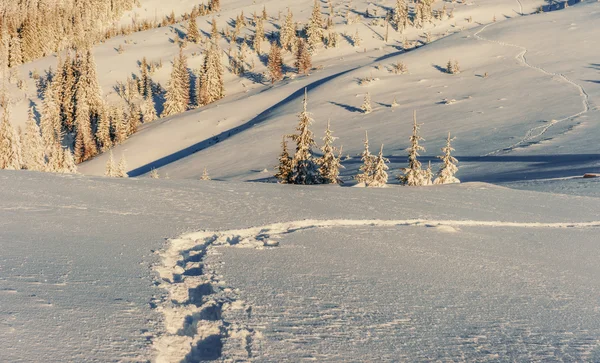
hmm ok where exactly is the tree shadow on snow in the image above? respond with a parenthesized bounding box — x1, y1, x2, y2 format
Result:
(329, 101, 363, 113)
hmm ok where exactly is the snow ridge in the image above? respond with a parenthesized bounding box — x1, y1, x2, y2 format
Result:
(152, 218, 600, 361)
(474, 22, 591, 156)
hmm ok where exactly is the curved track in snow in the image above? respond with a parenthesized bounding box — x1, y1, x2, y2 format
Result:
(152, 217, 600, 362)
(474, 21, 591, 157)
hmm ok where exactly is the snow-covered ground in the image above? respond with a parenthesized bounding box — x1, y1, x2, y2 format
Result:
(4, 171, 599, 361)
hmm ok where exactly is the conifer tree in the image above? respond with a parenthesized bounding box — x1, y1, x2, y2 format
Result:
(423, 161, 433, 186)
(8, 32, 23, 67)
(280, 9, 296, 52)
(307, 0, 324, 51)
(40, 83, 62, 149)
(319, 120, 343, 184)
(95, 105, 112, 151)
(162, 49, 190, 116)
(127, 104, 141, 135)
(361, 93, 372, 114)
(198, 40, 225, 106)
(289, 89, 322, 184)
(117, 155, 128, 177)
(149, 168, 159, 178)
(399, 110, 426, 186)
(112, 106, 128, 144)
(370, 144, 390, 187)
(393, 0, 411, 33)
(355, 131, 376, 185)
(434, 132, 460, 184)
(73, 89, 98, 163)
(295, 38, 312, 75)
(22, 107, 46, 171)
(200, 167, 211, 180)
(210, 18, 219, 42)
(268, 42, 284, 84)
(253, 18, 265, 54)
(275, 135, 293, 183)
(61, 147, 77, 174)
(142, 96, 158, 123)
(105, 150, 118, 177)
(0, 100, 23, 170)
(187, 12, 201, 44)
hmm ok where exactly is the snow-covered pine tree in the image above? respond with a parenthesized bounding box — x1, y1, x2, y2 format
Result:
(369, 144, 390, 187)
(393, 0, 410, 32)
(361, 93, 372, 114)
(73, 88, 98, 163)
(0, 99, 23, 170)
(319, 120, 343, 184)
(139, 57, 152, 99)
(149, 168, 159, 178)
(280, 9, 296, 52)
(142, 96, 158, 123)
(307, 0, 324, 52)
(289, 89, 322, 184)
(399, 110, 426, 186)
(434, 132, 460, 184)
(60, 147, 77, 174)
(187, 11, 201, 44)
(200, 167, 211, 180)
(117, 155, 128, 177)
(198, 39, 225, 106)
(127, 104, 141, 136)
(355, 131, 376, 185)
(162, 49, 189, 116)
(253, 17, 265, 54)
(21, 107, 46, 171)
(275, 135, 293, 183)
(112, 106, 128, 144)
(295, 38, 312, 75)
(210, 18, 219, 42)
(268, 42, 284, 84)
(423, 161, 433, 186)
(105, 150, 117, 177)
(94, 104, 111, 152)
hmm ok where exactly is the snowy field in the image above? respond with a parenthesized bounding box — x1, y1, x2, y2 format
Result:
(5, 171, 599, 361)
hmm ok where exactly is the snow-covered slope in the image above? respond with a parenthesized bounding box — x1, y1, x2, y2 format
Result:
(73, 1, 600, 195)
(1, 170, 600, 361)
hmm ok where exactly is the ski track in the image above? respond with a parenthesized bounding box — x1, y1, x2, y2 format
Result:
(474, 21, 591, 157)
(152, 217, 600, 362)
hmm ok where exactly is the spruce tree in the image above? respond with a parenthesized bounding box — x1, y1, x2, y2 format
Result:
(198, 40, 225, 106)
(253, 18, 265, 54)
(61, 147, 77, 174)
(127, 104, 141, 136)
(289, 89, 322, 184)
(95, 104, 112, 151)
(319, 120, 343, 184)
(275, 135, 293, 183)
(295, 38, 312, 75)
(361, 93, 372, 114)
(187, 12, 201, 44)
(200, 167, 211, 180)
(370, 144, 390, 187)
(117, 155, 128, 177)
(142, 96, 158, 123)
(307, 0, 324, 52)
(73, 88, 98, 163)
(355, 131, 376, 185)
(22, 107, 46, 171)
(280, 9, 296, 52)
(0, 100, 23, 170)
(105, 150, 117, 177)
(268, 42, 284, 84)
(399, 110, 426, 186)
(162, 50, 190, 116)
(434, 132, 460, 184)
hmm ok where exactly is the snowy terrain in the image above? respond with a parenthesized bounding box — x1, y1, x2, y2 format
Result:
(2, 171, 600, 361)
(3, 0, 600, 362)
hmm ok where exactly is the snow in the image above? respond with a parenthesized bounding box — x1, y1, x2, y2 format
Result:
(3, 0, 600, 361)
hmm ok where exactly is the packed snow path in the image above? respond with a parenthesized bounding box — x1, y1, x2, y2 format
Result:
(474, 19, 592, 156)
(154, 218, 600, 362)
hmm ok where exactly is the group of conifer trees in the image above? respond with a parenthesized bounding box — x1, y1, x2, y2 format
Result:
(275, 90, 459, 187)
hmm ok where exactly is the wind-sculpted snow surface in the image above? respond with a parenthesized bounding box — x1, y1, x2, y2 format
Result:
(154, 218, 600, 361)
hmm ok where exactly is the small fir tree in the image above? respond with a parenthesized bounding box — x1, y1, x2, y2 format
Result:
(289, 89, 322, 184)
(355, 131, 376, 185)
(434, 132, 460, 184)
(295, 38, 312, 75)
(21, 107, 46, 171)
(399, 110, 426, 186)
(268, 42, 284, 84)
(275, 136, 293, 183)
(369, 144, 390, 187)
(200, 167, 211, 180)
(319, 120, 343, 184)
(361, 93, 372, 114)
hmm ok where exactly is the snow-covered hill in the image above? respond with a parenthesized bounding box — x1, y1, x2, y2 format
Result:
(1, 171, 599, 361)
(71, 0, 600, 196)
